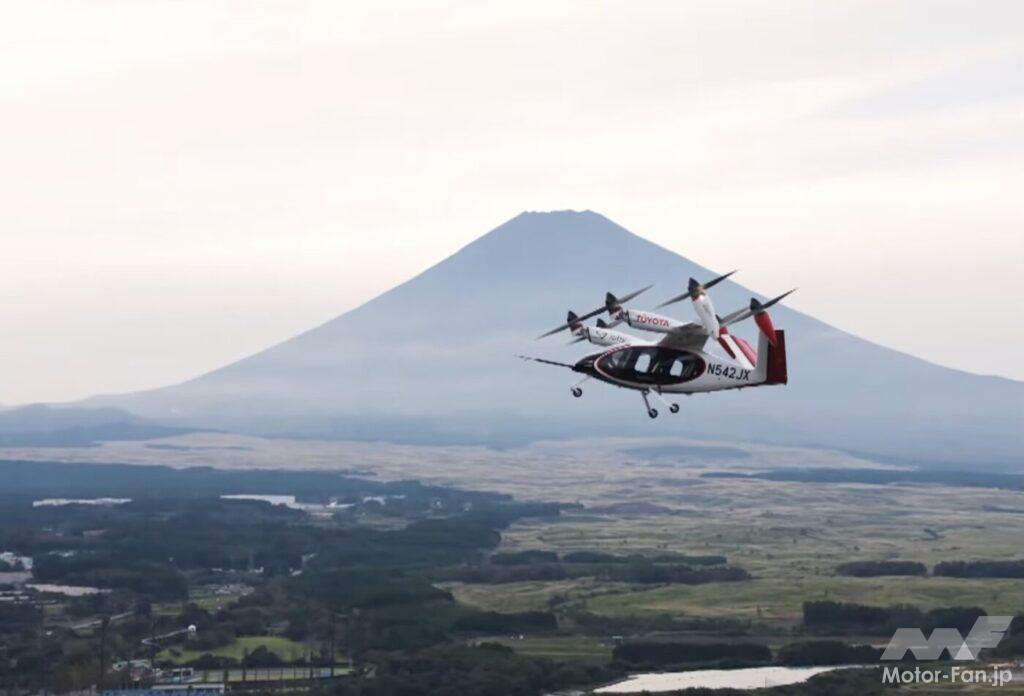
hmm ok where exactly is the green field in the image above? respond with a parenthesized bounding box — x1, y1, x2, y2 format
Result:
(582, 576, 1024, 621)
(481, 635, 613, 661)
(441, 578, 611, 614)
(159, 635, 311, 664)
(445, 470, 1024, 631)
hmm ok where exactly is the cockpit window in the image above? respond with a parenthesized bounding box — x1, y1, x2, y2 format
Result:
(596, 347, 704, 385)
(605, 349, 628, 370)
(634, 353, 652, 373)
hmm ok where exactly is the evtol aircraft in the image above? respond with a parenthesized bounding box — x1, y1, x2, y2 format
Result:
(520, 273, 795, 418)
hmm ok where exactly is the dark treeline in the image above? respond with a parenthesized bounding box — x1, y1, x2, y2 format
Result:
(490, 550, 559, 565)
(613, 641, 772, 667)
(491, 550, 727, 566)
(0, 459, 516, 506)
(803, 601, 990, 635)
(830, 558, 1024, 579)
(775, 640, 881, 666)
(835, 560, 927, 577)
(935, 560, 1024, 578)
(611, 638, 882, 670)
(564, 610, 751, 637)
(433, 560, 747, 585)
(702, 467, 1024, 491)
(327, 643, 620, 696)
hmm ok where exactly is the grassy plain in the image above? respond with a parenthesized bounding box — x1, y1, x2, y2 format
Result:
(158, 635, 310, 664)
(482, 635, 613, 661)
(451, 459, 1024, 629)
(9, 432, 1024, 647)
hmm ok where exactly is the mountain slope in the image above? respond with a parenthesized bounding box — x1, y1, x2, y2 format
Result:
(90, 211, 1023, 467)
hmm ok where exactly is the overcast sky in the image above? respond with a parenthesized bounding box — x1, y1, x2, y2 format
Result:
(2, 0, 1022, 405)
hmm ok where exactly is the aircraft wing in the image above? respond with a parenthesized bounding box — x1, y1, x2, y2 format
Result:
(656, 322, 709, 351)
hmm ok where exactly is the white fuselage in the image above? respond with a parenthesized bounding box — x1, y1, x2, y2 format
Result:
(614, 308, 690, 334)
(574, 324, 649, 347)
(576, 329, 771, 395)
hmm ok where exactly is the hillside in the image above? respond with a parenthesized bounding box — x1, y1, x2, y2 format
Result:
(76, 210, 1021, 467)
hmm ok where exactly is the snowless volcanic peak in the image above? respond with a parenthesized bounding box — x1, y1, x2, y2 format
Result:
(86, 210, 1023, 467)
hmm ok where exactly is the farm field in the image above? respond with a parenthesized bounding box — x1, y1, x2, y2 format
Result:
(158, 636, 312, 664)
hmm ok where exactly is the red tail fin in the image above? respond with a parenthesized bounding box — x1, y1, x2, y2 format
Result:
(765, 330, 787, 385)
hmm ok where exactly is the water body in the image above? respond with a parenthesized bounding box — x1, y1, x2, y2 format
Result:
(32, 497, 131, 507)
(27, 584, 107, 597)
(220, 493, 400, 510)
(595, 666, 860, 693)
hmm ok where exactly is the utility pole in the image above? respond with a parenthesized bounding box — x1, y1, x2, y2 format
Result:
(149, 618, 157, 674)
(37, 604, 46, 696)
(98, 616, 110, 692)
(328, 612, 336, 678)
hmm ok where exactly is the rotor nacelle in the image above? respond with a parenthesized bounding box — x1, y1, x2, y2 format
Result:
(656, 271, 736, 338)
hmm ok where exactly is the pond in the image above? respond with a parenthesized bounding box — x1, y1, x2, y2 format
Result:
(595, 665, 863, 692)
(32, 497, 131, 507)
(27, 584, 107, 597)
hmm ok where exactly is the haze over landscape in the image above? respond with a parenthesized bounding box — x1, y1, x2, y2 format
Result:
(2, 210, 1019, 469)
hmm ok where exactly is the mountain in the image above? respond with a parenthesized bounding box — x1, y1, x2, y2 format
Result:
(82, 211, 1021, 467)
(0, 405, 196, 446)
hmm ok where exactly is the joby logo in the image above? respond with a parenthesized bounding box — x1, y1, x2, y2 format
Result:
(881, 616, 1013, 661)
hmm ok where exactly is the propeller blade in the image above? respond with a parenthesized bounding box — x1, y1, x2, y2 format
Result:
(537, 285, 652, 338)
(752, 288, 797, 311)
(719, 306, 754, 327)
(720, 289, 795, 328)
(657, 270, 737, 308)
(537, 305, 605, 338)
(655, 291, 690, 309)
(517, 355, 577, 369)
(703, 269, 738, 291)
(567, 336, 586, 345)
(617, 284, 654, 305)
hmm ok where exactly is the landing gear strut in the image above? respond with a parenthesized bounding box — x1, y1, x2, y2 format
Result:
(650, 389, 681, 414)
(641, 390, 658, 419)
(569, 376, 589, 399)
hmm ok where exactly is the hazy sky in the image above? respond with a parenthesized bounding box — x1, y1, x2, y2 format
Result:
(3, 0, 1023, 405)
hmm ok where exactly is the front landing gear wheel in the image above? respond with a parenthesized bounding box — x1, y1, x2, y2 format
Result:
(669, 403, 680, 414)
(571, 387, 583, 398)
(647, 408, 659, 419)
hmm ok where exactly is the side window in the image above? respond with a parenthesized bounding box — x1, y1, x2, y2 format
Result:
(634, 352, 651, 373)
(669, 359, 683, 377)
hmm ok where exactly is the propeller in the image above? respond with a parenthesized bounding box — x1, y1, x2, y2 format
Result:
(751, 289, 796, 346)
(719, 288, 797, 328)
(751, 288, 796, 313)
(517, 355, 577, 369)
(537, 285, 652, 338)
(656, 270, 737, 309)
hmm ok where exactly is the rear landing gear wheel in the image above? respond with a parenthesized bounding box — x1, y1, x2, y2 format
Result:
(669, 403, 680, 414)
(647, 408, 658, 419)
(571, 387, 583, 398)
